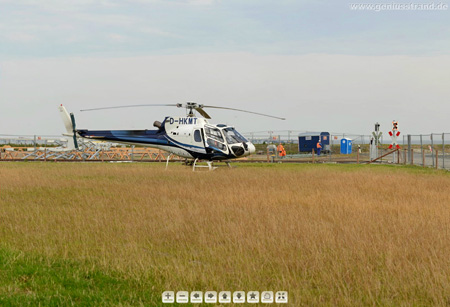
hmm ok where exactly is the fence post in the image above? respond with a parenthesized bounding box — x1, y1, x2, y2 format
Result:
(357, 149, 359, 164)
(431, 134, 434, 167)
(411, 148, 414, 165)
(423, 149, 426, 168)
(312, 149, 315, 164)
(407, 134, 411, 163)
(403, 149, 406, 165)
(436, 149, 439, 169)
(442, 133, 445, 169)
(330, 134, 333, 162)
(287, 131, 291, 153)
(420, 135, 423, 166)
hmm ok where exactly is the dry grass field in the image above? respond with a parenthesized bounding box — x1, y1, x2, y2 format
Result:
(0, 162, 449, 306)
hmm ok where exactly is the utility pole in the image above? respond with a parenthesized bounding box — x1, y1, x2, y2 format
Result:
(370, 122, 382, 161)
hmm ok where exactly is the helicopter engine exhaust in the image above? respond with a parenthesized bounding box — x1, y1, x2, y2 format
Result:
(153, 121, 162, 128)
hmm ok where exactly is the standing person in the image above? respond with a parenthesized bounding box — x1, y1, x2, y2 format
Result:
(277, 143, 286, 158)
(316, 139, 322, 156)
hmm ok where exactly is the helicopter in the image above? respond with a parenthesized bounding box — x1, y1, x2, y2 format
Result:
(62, 102, 285, 170)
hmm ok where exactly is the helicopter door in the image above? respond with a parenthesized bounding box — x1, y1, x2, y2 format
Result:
(204, 126, 227, 152)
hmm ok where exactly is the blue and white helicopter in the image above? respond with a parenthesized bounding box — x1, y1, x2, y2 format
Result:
(64, 102, 285, 170)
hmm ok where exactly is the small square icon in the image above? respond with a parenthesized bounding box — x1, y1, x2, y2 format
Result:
(247, 291, 259, 303)
(219, 291, 231, 303)
(261, 291, 274, 303)
(162, 291, 174, 303)
(233, 291, 246, 303)
(190, 291, 203, 303)
(205, 291, 217, 303)
(275, 291, 288, 303)
(176, 291, 189, 303)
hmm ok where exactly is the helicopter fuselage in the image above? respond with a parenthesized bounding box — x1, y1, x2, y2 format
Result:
(77, 116, 255, 161)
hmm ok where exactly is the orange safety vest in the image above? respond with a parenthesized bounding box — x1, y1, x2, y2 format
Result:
(317, 142, 322, 149)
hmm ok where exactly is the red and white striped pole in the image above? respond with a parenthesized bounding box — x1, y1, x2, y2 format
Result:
(389, 121, 401, 162)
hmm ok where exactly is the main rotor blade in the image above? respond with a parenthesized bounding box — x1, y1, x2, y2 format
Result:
(202, 105, 286, 120)
(80, 104, 180, 112)
(195, 107, 211, 119)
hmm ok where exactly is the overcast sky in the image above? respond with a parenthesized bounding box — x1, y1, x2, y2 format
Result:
(0, 0, 449, 136)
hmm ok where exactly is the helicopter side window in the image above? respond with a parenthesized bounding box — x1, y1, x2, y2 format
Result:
(193, 130, 202, 142)
(205, 127, 224, 142)
(223, 128, 248, 144)
(207, 138, 226, 150)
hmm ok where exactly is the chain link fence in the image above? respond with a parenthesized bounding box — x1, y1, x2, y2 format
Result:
(242, 131, 450, 170)
(1, 132, 449, 170)
(399, 133, 449, 169)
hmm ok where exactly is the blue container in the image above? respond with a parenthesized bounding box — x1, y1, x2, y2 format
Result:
(298, 132, 330, 153)
(340, 138, 352, 154)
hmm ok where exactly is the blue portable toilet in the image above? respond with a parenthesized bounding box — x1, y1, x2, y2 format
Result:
(340, 138, 352, 154)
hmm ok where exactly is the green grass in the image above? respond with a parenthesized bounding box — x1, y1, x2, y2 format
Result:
(0, 247, 158, 306)
(237, 160, 449, 174)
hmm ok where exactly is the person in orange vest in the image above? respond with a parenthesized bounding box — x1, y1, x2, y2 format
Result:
(316, 139, 322, 156)
(277, 143, 286, 158)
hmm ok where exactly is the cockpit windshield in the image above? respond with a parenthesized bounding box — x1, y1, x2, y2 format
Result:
(223, 127, 248, 144)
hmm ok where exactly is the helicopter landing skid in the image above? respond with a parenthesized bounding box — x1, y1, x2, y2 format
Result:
(192, 158, 216, 171)
(165, 153, 173, 170)
(191, 158, 233, 171)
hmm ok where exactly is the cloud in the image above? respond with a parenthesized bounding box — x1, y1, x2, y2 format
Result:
(2, 32, 38, 42)
(138, 27, 182, 38)
(126, 0, 217, 5)
(0, 53, 449, 135)
(107, 33, 128, 43)
(185, 0, 216, 5)
(0, 0, 116, 12)
(0, 0, 448, 58)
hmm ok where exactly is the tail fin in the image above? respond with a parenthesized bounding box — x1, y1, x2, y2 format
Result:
(58, 104, 78, 150)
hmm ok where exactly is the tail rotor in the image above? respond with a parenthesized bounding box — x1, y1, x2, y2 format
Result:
(69, 113, 79, 149)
